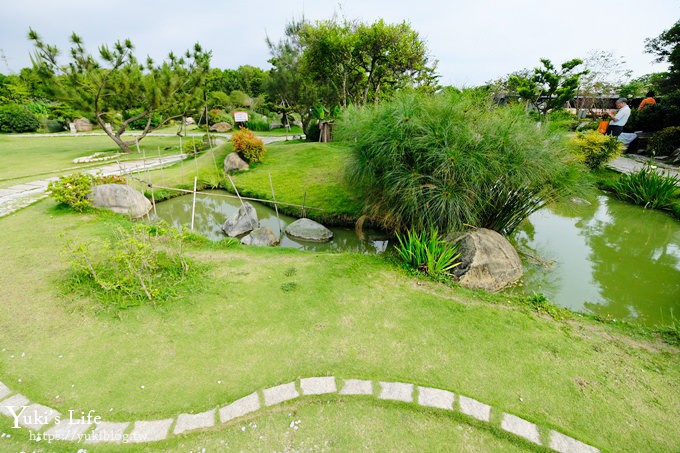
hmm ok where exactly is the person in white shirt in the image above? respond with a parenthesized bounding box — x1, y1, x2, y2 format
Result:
(605, 98, 630, 137)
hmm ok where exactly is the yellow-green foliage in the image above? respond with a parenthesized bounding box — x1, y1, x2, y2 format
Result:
(571, 130, 624, 169)
(231, 128, 265, 163)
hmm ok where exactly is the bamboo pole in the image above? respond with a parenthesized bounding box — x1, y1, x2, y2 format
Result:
(227, 174, 257, 230)
(190, 176, 198, 231)
(157, 146, 165, 184)
(269, 172, 282, 238)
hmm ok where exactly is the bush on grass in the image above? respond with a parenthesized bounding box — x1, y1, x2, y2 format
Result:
(336, 89, 582, 235)
(571, 130, 624, 169)
(0, 103, 40, 133)
(231, 127, 265, 163)
(48, 173, 127, 211)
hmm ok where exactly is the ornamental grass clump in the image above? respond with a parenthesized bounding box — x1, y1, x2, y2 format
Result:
(396, 229, 462, 277)
(336, 89, 581, 235)
(611, 163, 679, 210)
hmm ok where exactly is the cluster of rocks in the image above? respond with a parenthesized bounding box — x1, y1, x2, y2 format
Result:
(222, 202, 334, 247)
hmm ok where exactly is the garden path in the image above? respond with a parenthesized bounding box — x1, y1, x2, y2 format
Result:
(609, 154, 680, 182)
(0, 376, 599, 452)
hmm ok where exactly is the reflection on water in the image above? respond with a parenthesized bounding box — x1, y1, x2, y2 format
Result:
(153, 190, 390, 254)
(513, 194, 680, 327)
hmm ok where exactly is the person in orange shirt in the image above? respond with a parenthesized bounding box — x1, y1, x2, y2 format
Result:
(638, 91, 656, 111)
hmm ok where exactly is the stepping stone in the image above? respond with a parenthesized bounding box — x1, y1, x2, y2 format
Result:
(300, 377, 337, 395)
(339, 379, 373, 396)
(501, 413, 541, 445)
(417, 386, 454, 410)
(219, 392, 260, 423)
(174, 409, 215, 435)
(0, 381, 10, 400)
(0, 393, 30, 417)
(459, 395, 491, 422)
(18, 404, 60, 431)
(85, 421, 130, 444)
(128, 418, 173, 443)
(263, 382, 299, 407)
(550, 430, 600, 453)
(44, 418, 91, 441)
(378, 382, 413, 403)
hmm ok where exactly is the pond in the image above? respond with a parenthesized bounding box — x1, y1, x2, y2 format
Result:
(512, 194, 680, 327)
(154, 190, 679, 327)
(152, 190, 389, 254)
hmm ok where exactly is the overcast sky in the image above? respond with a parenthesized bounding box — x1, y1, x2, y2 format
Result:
(1, 0, 678, 87)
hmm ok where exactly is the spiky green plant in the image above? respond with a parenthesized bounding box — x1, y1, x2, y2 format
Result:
(336, 89, 581, 235)
(611, 164, 679, 210)
(396, 229, 462, 276)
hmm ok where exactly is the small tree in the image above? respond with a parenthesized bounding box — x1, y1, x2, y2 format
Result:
(28, 29, 211, 153)
(509, 58, 587, 115)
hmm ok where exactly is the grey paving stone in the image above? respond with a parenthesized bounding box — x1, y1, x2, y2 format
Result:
(417, 386, 454, 410)
(263, 382, 299, 407)
(378, 382, 413, 403)
(174, 409, 215, 434)
(501, 413, 541, 445)
(17, 404, 60, 431)
(339, 379, 373, 395)
(550, 430, 600, 453)
(128, 418, 174, 443)
(300, 377, 337, 395)
(84, 421, 130, 444)
(0, 393, 30, 417)
(219, 392, 260, 422)
(44, 419, 92, 441)
(0, 381, 10, 400)
(459, 395, 491, 422)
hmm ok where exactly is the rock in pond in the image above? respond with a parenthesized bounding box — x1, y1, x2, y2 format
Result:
(451, 228, 522, 291)
(90, 184, 151, 219)
(285, 218, 333, 242)
(224, 152, 249, 173)
(222, 202, 259, 237)
(241, 227, 279, 246)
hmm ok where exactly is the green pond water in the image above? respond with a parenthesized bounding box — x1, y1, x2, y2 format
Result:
(512, 194, 680, 327)
(154, 190, 679, 327)
(152, 190, 389, 254)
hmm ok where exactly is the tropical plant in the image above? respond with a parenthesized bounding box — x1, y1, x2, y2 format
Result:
(571, 130, 624, 169)
(337, 89, 582, 235)
(611, 163, 679, 210)
(396, 229, 462, 276)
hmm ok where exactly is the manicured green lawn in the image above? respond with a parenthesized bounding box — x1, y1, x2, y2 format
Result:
(0, 134, 186, 188)
(0, 201, 678, 451)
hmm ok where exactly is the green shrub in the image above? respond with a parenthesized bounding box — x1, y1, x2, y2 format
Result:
(396, 229, 462, 277)
(0, 103, 40, 133)
(546, 110, 579, 132)
(306, 121, 321, 142)
(182, 137, 207, 155)
(611, 164, 679, 210)
(62, 223, 191, 308)
(48, 173, 127, 211)
(337, 90, 582, 235)
(245, 119, 270, 131)
(571, 130, 624, 169)
(648, 126, 680, 157)
(46, 119, 66, 133)
(231, 128, 265, 163)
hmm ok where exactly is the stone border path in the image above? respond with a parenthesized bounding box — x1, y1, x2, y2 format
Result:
(0, 377, 599, 452)
(609, 155, 680, 183)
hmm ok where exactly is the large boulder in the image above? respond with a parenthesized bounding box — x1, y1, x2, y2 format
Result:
(241, 227, 279, 246)
(285, 218, 333, 242)
(222, 202, 259, 237)
(224, 152, 249, 173)
(90, 184, 151, 219)
(74, 118, 93, 132)
(210, 122, 232, 132)
(451, 228, 522, 292)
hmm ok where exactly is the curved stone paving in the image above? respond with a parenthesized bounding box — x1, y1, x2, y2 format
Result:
(0, 377, 599, 452)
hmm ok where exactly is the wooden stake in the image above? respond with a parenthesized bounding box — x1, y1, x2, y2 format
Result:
(269, 172, 282, 238)
(190, 176, 198, 231)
